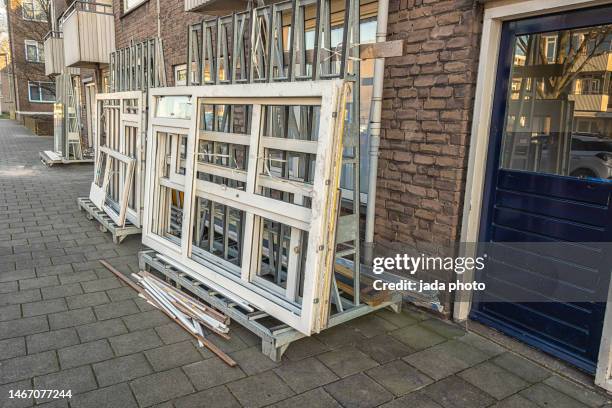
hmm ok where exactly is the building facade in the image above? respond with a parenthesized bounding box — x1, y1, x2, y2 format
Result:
(32, 0, 612, 391)
(6, 0, 55, 135)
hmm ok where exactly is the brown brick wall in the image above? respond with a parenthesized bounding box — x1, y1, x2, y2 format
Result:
(113, 0, 202, 86)
(374, 0, 482, 312)
(7, 0, 54, 129)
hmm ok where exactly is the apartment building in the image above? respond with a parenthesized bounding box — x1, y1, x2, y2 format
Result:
(5, 0, 55, 134)
(39, 0, 612, 391)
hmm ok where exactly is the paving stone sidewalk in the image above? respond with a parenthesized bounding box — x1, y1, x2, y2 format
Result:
(0, 119, 610, 408)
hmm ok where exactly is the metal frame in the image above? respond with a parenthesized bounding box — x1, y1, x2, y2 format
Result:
(143, 81, 348, 335)
(139, 249, 401, 361)
(109, 38, 166, 93)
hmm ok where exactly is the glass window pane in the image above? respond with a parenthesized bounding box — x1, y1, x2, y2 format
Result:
(500, 25, 612, 180)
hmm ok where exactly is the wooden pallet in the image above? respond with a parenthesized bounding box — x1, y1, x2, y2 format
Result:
(77, 197, 141, 244)
(40, 150, 94, 167)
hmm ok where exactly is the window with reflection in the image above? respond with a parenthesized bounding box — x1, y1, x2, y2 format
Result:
(501, 24, 612, 180)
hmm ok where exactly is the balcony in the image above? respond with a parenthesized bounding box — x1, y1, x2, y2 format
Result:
(185, 0, 248, 14)
(60, 0, 115, 67)
(569, 94, 610, 112)
(43, 31, 80, 76)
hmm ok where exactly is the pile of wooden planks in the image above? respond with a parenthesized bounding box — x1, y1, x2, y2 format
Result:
(99, 260, 237, 366)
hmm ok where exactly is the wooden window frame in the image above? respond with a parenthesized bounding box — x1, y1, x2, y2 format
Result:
(91, 91, 145, 227)
(143, 80, 348, 335)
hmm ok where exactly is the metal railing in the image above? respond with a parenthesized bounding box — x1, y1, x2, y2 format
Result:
(43, 31, 63, 41)
(59, 1, 113, 27)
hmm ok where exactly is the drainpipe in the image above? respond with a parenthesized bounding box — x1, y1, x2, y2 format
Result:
(364, 0, 389, 264)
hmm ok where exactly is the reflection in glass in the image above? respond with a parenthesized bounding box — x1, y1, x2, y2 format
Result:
(501, 25, 612, 180)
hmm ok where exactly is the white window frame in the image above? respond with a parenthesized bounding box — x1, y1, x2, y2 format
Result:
(123, 0, 147, 14)
(28, 81, 55, 103)
(453, 0, 612, 393)
(24, 40, 44, 63)
(91, 91, 145, 227)
(21, 0, 47, 21)
(143, 81, 347, 335)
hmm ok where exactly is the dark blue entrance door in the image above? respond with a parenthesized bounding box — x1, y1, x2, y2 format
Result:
(471, 6, 612, 374)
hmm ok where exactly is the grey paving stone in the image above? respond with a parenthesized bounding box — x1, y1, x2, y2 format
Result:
(206, 330, 249, 354)
(419, 319, 466, 339)
(57, 339, 114, 369)
(229, 346, 280, 376)
(0, 281, 18, 293)
(226, 370, 294, 408)
(109, 328, 163, 356)
(18, 275, 59, 290)
(58, 271, 98, 285)
(543, 375, 609, 407)
(48, 307, 96, 330)
(70, 383, 138, 408)
(26, 328, 80, 354)
(273, 356, 338, 394)
(22, 298, 67, 317)
(347, 315, 399, 338)
(317, 346, 379, 378)
(458, 361, 529, 400)
(390, 324, 446, 351)
(144, 341, 202, 372)
(457, 332, 506, 357)
(76, 318, 128, 342)
(0, 379, 35, 408)
(0, 304, 21, 321)
(491, 352, 552, 383)
(121, 310, 171, 332)
(93, 353, 153, 387)
(367, 360, 433, 396)
(94, 299, 140, 320)
(129, 368, 195, 407)
(324, 373, 393, 408)
(0, 351, 59, 384)
(0, 289, 41, 306)
(173, 386, 241, 408)
(378, 392, 443, 408)
(284, 336, 330, 361)
(0, 315, 48, 340)
(105, 286, 138, 302)
(490, 394, 540, 408)
(315, 324, 366, 349)
(81, 277, 122, 293)
(403, 339, 489, 380)
(0, 269, 35, 283)
(355, 334, 414, 363)
(33, 366, 97, 403)
(66, 291, 110, 309)
(421, 376, 496, 408)
(269, 387, 341, 408)
(0, 337, 26, 360)
(154, 323, 193, 345)
(183, 357, 246, 390)
(520, 383, 590, 408)
(41, 283, 82, 300)
(36, 265, 74, 277)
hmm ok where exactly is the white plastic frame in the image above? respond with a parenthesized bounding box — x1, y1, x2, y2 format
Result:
(143, 81, 347, 335)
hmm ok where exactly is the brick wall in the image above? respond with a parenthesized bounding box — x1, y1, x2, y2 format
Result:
(113, 0, 202, 86)
(7, 0, 54, 130)
(375, 0, 483, 311)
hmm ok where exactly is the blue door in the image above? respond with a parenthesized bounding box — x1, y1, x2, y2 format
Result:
(471, 6, 612, 374)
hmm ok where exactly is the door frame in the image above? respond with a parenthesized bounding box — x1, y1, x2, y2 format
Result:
(454, 0, 612, 391)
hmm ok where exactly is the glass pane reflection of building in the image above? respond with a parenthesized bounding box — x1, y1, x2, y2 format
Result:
(501, 24, 612, 180)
